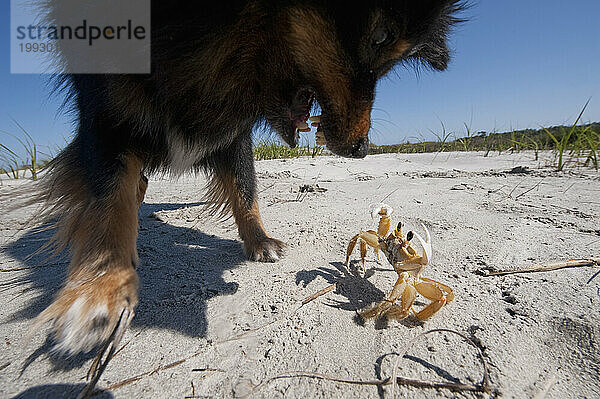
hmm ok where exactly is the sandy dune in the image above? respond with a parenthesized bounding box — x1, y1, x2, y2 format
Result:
(1, 151, 599, 398)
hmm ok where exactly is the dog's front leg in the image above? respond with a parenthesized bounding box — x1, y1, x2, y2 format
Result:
(34, 151, 146, 354)
(207, 133, 286, 262)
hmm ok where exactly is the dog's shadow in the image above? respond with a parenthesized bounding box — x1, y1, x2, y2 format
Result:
(3, 202, 246, 374)
(10, 383, 113, 399)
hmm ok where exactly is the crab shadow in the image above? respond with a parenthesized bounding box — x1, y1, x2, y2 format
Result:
(295, 261, 427, 330)
(3, 202, 246, 373)
(296, 261, 384, 314)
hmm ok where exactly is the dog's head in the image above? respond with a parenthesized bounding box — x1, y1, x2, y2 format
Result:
(261, 0, 464, 158)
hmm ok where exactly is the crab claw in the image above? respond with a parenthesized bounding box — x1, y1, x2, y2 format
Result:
(371, 203, 394, 220)
(412, 223, 432, 265)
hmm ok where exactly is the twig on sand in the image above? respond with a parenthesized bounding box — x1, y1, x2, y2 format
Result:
(380, 187, 402, 203)
(241, 328, 490, 398)
(533, 373, 557, 399)
(390, 329, 490, 397)
(301, 282, 337, 306)
(478, 257, 600, 277)
(0, 262, 67, 272)
(90, 282, 339, 394)
(77, 308, 134, 399)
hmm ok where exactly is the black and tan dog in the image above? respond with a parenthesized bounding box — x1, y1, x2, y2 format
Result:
(34, 0, 463, 355)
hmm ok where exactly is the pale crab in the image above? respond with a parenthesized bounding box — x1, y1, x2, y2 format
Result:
(345, 204, 454, 321)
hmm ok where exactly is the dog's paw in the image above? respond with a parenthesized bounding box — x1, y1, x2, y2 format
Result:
(244, 237, 286, 262)
(34, 267, 138, 355)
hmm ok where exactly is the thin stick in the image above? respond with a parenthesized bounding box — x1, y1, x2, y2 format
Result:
(244, 328, 490, 398)
(481, 257, 599, 276)
(192, 368, 225, 373)
(248, 372, 482, 392)
(390, 328, 489, 398)
(380, 187, 401, 203)
(0, 262, 67, 272)
(301, 282, 337, 306)
(77, 308, 134, 399)
(533, 373, 557, 399)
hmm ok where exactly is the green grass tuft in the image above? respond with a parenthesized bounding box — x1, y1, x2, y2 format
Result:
(253, 138, 324, 160)
(1, 122, 47, 180)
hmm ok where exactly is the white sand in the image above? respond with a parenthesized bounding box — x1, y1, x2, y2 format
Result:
(1, 151, 599, 398)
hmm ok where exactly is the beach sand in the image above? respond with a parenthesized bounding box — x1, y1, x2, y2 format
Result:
(1, 151, 599, 398)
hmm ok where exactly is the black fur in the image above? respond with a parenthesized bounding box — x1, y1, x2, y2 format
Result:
(49, 0, 464, 190)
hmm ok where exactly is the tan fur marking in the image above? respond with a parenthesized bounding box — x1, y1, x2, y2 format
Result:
(137, 173, 148, 207)
(287, 7, 352, 115)
(390, 40, 412, 60)
(212, 171, 269, 243)
(349, 104, 373, 142)
(205, 169, 284, 261)
(67, 155, 143, 275)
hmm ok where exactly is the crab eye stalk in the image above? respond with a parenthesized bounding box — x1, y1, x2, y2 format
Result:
(406, 231, 414, 241)
(396, 222, 402, 231)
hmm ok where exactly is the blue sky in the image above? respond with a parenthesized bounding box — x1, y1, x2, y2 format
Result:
(1, 0, 599, 154)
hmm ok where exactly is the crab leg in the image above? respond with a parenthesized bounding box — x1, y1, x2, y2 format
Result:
(377, 213, 392, 238)
(393, 258, 425, 273)
(359, 240, 368, 272)
(360, 272, 408, 319)
(386, 282, 417, 321)
(413, 279, 452, 320)
(420, 277, 455, 303)
(345, 230, 380, 268)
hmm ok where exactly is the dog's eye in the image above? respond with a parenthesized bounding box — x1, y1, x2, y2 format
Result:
(372, 27, 389, 47)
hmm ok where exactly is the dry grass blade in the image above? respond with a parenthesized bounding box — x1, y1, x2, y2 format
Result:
(103, 359, 188, 391)
(514, 179, 544, 200)
(587, 269, 600, 284)
(480, 257, 599, 276)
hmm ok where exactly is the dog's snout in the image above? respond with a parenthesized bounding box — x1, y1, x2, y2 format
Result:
(350, 137, 369, 158)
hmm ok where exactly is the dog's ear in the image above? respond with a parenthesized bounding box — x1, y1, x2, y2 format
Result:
(411, 31, 451, 71)
(403, 0, 466, 70)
